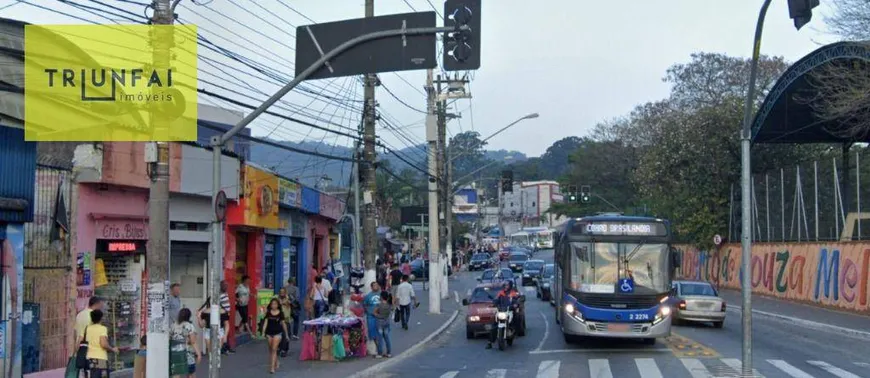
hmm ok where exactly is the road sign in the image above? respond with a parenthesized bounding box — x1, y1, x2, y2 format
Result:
(618, 278, 634, 293)
(295, 12, 437, 80)
(215, 190, 227, 222)
(713, 234, 722, 245)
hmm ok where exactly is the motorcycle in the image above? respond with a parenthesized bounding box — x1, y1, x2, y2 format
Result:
(494, 296, 525, 351)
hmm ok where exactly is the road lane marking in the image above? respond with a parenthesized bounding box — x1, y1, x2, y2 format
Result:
(854, 362, 869, 368)
(665, 332, 720, 358)
(767, 360, 815, 378)
(529, 348, 671, 354)
(533, 311, 549, 352)
(721, 358, 764, 377)
(525, 286, 535, 293)
(454, 290, 459, 304)
(727, 305, 870, 341)
(484, 368, 507, 378)
(588, 359, 613, 378)
(807, 361, 860, 378)
(439, 372, 459, 378)
(680, 358, 713, 378)
(536, 360, 560, 378)
(635, 358, 663, 378)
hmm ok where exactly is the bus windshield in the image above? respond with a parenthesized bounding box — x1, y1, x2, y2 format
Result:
(569, 242, 669, 295)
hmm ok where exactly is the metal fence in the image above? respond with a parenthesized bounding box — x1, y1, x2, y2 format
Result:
(22, 164, 73, 372)
(729, 148, 870, 243)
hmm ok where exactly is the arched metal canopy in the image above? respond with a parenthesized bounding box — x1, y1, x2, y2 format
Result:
(752, 41, 870, 144)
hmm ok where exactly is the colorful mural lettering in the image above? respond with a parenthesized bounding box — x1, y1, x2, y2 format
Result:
(1, 224, 24, 378)
(675, 242, 870, 312)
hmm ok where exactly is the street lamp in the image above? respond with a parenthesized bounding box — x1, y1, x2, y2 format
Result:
(450, 112, 539, 163)
(738, 1, 818, 375)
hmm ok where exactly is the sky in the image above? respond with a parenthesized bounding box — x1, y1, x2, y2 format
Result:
(2, 0, 838, 158)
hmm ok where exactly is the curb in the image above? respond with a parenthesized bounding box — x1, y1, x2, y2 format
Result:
(727, 305, 870, 340)
(347, 309, 461, 378)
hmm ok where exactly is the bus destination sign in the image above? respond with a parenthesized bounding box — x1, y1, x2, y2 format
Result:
(578, 222, 667, 236)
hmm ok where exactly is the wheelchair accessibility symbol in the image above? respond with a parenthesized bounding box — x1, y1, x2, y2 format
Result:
(618, 278, 634, 293)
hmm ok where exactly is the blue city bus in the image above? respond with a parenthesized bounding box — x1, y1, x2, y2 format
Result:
(553, 214, 680, 344)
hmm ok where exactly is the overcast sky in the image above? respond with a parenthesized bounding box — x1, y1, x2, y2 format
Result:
(3, 0, 836, 157)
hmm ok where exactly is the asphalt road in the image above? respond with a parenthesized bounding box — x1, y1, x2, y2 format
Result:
(375, 249, 870, 378)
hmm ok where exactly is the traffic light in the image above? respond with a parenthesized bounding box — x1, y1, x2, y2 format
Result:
(787, 0, 819, 30)
(443, 0, 481, 71)
(580, 185, 591, 204)
(501, 170, 513, 193)
(567, 186, 577, 202)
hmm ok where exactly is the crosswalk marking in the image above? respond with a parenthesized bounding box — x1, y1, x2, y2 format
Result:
(536, 360, 560, 378)
(680, 358, 712, 378)
(588, 359, 613, 378)
(767, 360, 814, 378)
(635, 358, 663, 378)
(807, 361, 860, 378)
(439, 372, 459, 378)
(483, 368, 507, 378)
(721, 358, 764, 377)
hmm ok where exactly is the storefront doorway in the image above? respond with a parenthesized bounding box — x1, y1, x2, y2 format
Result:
(93, 239, 146, 369)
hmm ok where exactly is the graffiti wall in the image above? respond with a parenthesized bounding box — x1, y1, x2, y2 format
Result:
(675, 242, 870, 313)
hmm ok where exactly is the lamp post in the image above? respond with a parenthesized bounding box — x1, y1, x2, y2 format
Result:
(449, 113, 539, 164)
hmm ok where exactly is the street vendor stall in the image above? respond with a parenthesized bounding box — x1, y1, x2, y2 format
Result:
(299, 314, 366, 361)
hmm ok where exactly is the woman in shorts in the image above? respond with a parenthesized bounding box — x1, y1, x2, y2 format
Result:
(261, 298, 288, 374)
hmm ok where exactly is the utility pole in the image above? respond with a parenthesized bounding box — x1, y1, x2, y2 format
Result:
(361, 0, 379, 290)
(435, 75, 449, 299)
(146, 1, 173, 377)
(425, 68, 442, 313)
(446, 156, 454, 273)
(353, 141, 362, 268)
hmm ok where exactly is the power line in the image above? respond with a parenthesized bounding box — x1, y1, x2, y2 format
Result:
(381, 83, 427, 114)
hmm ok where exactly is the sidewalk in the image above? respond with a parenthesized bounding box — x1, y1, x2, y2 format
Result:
(718, 288, 870, 334)
(180, 283, 461, 378)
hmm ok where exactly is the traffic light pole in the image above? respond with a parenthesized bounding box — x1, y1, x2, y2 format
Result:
(739, 0, 771, 374)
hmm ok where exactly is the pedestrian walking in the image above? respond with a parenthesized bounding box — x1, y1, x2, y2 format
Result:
(394, 275, 418, 330)
(284, 278, 300, 339)
(236, 275, 253, 335)
(218, 281, 236, 354)
(83, 309, 119, 378)
(198, 296, 230, 357)
(76, 297, 104, 341)
(262, 298, 288, 374)
(363, 282, 382, 354)
(373, 291, 393, 358)
(167, 283, 183, 325)
(169, 308, 201, 378)
(308, 276, 329, 318)
(274, 288, 293, 357)
(388, 263, 402, 296)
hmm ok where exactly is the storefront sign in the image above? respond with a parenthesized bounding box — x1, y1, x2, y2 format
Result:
(100, 221, 148, 240)
(77, 252, 91, 286)
(282, 247, 291, 283)
(258, 185, 276, 215)
(94, 259, 108, 287)
(98, 240, 147, 253)
(229, 165, 279, 229)
(278, 179, 301, 207)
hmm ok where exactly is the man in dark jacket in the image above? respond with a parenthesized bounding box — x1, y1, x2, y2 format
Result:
(486, 281, 520, 349)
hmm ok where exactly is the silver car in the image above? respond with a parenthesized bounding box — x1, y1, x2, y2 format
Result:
(670, 280, 726, 328)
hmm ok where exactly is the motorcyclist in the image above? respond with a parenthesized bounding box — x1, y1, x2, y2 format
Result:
(485, 280, 521, 349)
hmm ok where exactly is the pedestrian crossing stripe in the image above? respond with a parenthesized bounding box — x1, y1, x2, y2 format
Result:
(435, 358, 867, 378)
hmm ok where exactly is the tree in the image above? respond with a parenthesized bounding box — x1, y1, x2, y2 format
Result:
(806, 1, 870, 138)
(588, 53, 825, 248)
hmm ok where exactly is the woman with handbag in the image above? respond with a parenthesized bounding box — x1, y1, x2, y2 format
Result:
(261, 298, 288, 374)
(80, 309, 119, 378)
(169, 308, 201, 378)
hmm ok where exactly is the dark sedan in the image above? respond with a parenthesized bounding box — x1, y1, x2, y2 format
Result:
(468, 253, 493, 271)
(477, 268, 518, 287)
(521, 259, 545, 286)
(535, 263, 555, 302)
(409, 259, 453, 280)
(507, 252, 529, 273)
